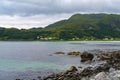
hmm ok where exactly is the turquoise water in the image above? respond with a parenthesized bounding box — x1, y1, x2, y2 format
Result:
(0, 41, 120, 79)
(0, 59, 70, 71)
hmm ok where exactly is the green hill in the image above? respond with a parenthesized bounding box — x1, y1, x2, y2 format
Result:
(1, 13, 120, 41)
(43, 14, 120, 40)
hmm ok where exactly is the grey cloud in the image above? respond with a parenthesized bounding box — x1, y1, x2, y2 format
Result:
(0, 0, 120, 16)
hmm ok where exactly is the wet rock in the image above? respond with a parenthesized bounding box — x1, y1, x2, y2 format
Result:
(93, 72, 106, 80)
(97, 54, 111, 61)
(80, 52, 94, 62)
(54, 52, 65, 54)
(67, 51, 81, 56)
(93, 63, 111, 73)
(108, 70, 120, 80)
(15, 79, 24, 80)
(111, 50, 120, 58)
(80, 67, 93, 77)
(97, 51, 120, 70)
(42, 66, 80, 80)
(66, 66, 78, 74)
(98, 51, 120, 61)
(16, 79, 21, 80)
(37, 76, 42, 80)
(38, 50, 120, 80)
(78, 66, 82, 68)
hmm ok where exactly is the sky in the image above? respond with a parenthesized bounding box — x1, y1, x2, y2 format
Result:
(0, 0, 120, 29)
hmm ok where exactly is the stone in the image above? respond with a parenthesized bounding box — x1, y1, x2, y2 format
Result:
(80, 67, 93, 77)
(80, 52, 94, 62)
(67, 66, 78, 72)
(94, 72, 106, 80)
(54, 52, 65, 54)
(67, 51, 81, 56)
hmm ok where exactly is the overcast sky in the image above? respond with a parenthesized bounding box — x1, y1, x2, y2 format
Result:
(0, 0, 120, 29)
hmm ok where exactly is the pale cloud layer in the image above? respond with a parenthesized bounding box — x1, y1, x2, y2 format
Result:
(0, 0, 120, 29)
(0, 14, 71, 29)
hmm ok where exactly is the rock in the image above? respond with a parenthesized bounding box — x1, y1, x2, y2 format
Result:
(80, 62, 111, 77)
(54, 52, 65, 54)
(80, 67, 93, 77)
(108, 70, 120, 80)
(39, 50, 120, 80)
(111, 51, 120, 58)
(80, 52, 94, 62)
(98, 55, 111, 61)
(67, 51, 81, 56)
(16, 79, 21, 80)
(90, 70, 120, 80)
(93, 63, 111, 73)
(15, 79, 24, 80)
(97, 51, 120, 70)
(43, 73, 56, 80)
(37, 76, 42, 80)
(98, 51, 120, 61)
(78, 66, 82, 68)
(94, 72, 106, 80)
(48, 54, 53, 56)
(66, 66, 78, 73)
(109, 68, 115, 72)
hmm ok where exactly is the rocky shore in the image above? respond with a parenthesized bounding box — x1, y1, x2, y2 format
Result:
(16, 50, 120, 80)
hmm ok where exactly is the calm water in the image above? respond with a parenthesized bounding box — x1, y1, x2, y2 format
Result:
(0, 41, 120, 80)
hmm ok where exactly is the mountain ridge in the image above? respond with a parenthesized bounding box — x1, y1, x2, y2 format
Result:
(1, 13, 120, 40)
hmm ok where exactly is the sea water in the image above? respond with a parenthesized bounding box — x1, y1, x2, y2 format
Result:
(0, 41, 120, 80)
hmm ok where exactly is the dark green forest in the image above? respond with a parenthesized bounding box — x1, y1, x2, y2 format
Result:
(1, 14, 120, 41)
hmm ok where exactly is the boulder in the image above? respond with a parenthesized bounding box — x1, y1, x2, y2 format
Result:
(80, 67, 93, 77)
(94, 72, 106, 80)
(97, 55, 111, 61)
(80, 52, 94, 62)
(93, 63, 111, 73)
(111, 51, 120, 59)
(67, 51, 81, 56)
(108, 70, 120, 80)
(66, 66, 78, 73)
(54, 52, 65, 54)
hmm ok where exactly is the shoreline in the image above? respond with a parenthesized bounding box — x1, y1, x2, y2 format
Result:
(16, 50, 120, 80)
(1, 40, 120, 42)
(42, 50, 120, 80)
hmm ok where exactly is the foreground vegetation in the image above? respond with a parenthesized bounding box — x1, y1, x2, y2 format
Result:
(1, 13, 120, 41)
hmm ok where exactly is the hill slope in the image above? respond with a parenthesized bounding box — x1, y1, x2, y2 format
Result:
(1, 14, 120, 40)
(43, 14, 120, 40)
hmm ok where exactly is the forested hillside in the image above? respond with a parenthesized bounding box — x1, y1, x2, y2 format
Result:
(1, 14, 120, 40)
